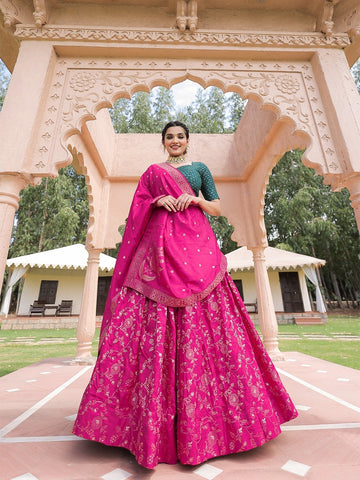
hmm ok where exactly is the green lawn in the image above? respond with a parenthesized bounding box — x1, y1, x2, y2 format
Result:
(0, 328, 100, 377)
(0, 315, 359, 377)
(276, 314, 360, 370)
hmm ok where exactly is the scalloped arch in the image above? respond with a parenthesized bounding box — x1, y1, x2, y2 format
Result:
(30, 57, 340, 191)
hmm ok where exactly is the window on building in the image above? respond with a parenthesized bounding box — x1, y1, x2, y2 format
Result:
(38, 280, 58, 304)
(233, 279, 244, 299)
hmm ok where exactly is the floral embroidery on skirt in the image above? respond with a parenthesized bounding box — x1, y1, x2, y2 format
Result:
(73, 273, 297, 469)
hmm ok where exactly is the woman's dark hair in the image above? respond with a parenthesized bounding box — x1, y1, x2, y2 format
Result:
(161, 120, 190, 144)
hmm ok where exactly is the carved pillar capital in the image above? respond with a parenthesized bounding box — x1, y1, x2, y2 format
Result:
(176, 0, 198, 32)
(0, 173, 27, 209)
(348, 26, 360, 42)
(0, 174, 28, 297)
(317, 0, 339, 36)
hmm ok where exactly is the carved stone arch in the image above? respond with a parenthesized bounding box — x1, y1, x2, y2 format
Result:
(29, 55, 340, 185)
(66, 145, 96, 247)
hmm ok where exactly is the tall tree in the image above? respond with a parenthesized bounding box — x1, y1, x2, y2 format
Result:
(109, 97, 131, 133)
(0, 60, 10, 111)
(265, 149, 360, 304)
(128, 91, 153, 133)
(152, 87, 175, 132)
(351, 58, 360, 93)
(10, 166, 89, 257)
(184, 87, 228, 133)
(227, 93, 246, 131)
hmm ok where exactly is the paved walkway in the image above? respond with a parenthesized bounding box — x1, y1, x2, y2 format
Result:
(1, 352, 360, 479)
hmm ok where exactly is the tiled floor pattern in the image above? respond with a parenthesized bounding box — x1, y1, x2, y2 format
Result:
(1, 353, 360, 479)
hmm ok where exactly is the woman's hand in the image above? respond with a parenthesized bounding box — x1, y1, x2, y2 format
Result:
(156, 195, 178, 212)
(175, 193, 199, 211)
(157, 194, 221, 216)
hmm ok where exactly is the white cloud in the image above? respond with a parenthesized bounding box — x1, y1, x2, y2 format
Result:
(170, 79, 203, 109)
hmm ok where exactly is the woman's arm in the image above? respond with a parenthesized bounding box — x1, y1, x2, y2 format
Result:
(175, 194, 221, 216)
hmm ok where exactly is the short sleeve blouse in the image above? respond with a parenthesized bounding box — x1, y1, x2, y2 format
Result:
(177, 162, 220, 201)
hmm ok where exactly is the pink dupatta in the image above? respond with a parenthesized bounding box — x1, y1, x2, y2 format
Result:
(99, 162, 227, 346)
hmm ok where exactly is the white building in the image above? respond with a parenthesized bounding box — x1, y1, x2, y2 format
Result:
(1, 244, 115, 317)
(1, 244, 326, 326)
(226, 246, 326, 322)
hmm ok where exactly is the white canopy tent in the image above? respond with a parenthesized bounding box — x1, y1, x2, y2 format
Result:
(1, 244, 116, 316)
(226, 246, 326, 313)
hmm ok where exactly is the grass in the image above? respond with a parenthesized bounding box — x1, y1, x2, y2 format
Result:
(0, 315, 359, 377)
(278, 339, 360, 370)
(0, 328, 100, 377)
(276, 314, 360, 370)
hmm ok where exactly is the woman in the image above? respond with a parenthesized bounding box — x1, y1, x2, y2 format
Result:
(73, 120, 297, 469)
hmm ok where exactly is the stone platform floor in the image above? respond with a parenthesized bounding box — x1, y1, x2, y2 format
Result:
(1, 352, 360, 480)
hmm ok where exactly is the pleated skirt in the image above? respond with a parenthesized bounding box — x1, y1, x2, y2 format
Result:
(73, 272, 297, 469)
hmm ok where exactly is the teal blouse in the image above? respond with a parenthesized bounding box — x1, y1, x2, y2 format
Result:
(177, 162, 220, 201)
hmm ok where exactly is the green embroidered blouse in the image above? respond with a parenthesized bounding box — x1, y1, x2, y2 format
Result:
(177, 162, 219, 201)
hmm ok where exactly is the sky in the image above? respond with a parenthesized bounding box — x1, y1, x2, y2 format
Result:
(169, 79, 201, 108)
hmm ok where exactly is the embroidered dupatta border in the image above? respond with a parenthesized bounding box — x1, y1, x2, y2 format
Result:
(158, 161, 195, 195)
(123, 162, 227, 307)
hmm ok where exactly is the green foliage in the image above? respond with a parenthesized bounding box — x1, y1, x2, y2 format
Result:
(110, 88, 176, 133)
(9, 166, 89, 257)
(183, 88, 228, 133)
(265, 149, 360, 300)
(109, 85, 245, 134)
(2, 316, 360, 376)
(0, 60, 10, 111)
(351, 58, 360, 93)
(206, 215, 238, 254)
(109, 98, 131, 133)
(152, 87, 176, 132)
(3, 68, 358, 305)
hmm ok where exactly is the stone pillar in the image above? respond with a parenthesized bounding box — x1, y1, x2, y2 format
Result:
(250, 246, 284, 361)
(75, 246, 102, 363)
(0, 41, 56, 173)
(343, 174, 360, 235)
(0, 174, 27, 290)
(312, 50, 360, 177)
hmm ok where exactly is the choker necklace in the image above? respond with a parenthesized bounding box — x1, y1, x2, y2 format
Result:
(166, 155, 187, 165)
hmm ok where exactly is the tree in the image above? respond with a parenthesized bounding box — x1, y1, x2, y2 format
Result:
(152, 87, 176, 132)
(206, 215, 238, 254)
(0, 60, 10, 111)
(128, 91, 153, 133)
(227, 93, 246, 131)
(109, 98, 131, 133)
(265, 150, 360, 306)
(182, 87, 228, 133)
(351, 58, 360, 93)
(9, 166, 89, 257)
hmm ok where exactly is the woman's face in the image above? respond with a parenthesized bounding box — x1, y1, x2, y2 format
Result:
(163, 126, 189, 157)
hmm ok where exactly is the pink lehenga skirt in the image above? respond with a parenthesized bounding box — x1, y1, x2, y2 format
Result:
(73, 272, 297, 469)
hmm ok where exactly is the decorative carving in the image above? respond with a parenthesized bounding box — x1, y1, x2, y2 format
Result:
(176, 0, 198, 33)
(317, 0, 339, 36)
(69, 72, 97, 92)
(176, 0, 187, 32)
(32, 0, 47, 27)
(29, 57, 340, 181)
(348, 26, 360, 42)
(35, 160, 46, 169)
(13, 25, 350, 49)
(67, 145, 95, 247)
(0, 0, 32, 27)
(188, 0, 198, 33)
(275, 74, 300, 94)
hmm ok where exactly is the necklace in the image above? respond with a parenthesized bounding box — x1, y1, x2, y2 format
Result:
(166, 155, 187, 165)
